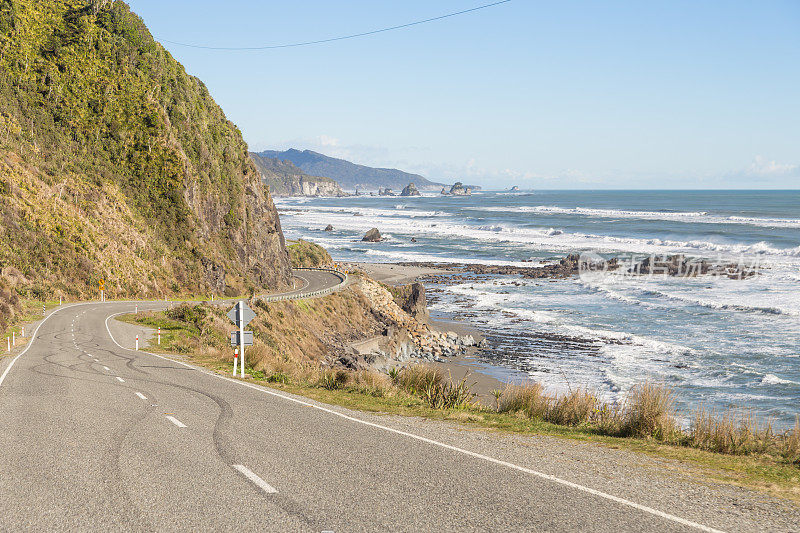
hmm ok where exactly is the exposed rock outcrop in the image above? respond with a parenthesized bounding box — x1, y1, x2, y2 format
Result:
(393, 282, 429, 321)
(358, 278, 475, 363)
(449, 182, 472, 196)
(362, 228, 383, 242)
(400, 183, 421, 197)
(324, 224, 334, 231)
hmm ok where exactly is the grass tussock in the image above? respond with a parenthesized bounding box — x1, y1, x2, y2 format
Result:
(395, 365, 476, 409)
(496, 380, 799, 464)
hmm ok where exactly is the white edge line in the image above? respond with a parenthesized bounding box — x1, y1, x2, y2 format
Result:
(165, 415, 187, 428)
(232, 464, 278, 494)
(0, 302, 86, 388)
(103, 311, 725, 533)
(135, 392, 147, 400)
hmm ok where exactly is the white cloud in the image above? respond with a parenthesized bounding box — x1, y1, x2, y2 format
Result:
(745, 155, 799, 178)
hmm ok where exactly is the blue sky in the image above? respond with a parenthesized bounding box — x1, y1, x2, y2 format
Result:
(129, 1, 799, 189)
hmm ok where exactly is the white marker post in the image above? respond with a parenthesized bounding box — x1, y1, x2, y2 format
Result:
(59, 296, 62, 306)
(157, 327, 161, 345)
(135, 335, 139, 351)
(135, 304, 138, 314)
(42, 304, 45, 316)
(239, 300, 245, 377)
(21, 327, 24, 338)
(11, 331, 15, 346)
(101, 290, 104, 303)
(232, 348, 238, 375)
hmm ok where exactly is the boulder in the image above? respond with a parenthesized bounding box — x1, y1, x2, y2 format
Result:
(400, 182, 421, 197)
(362, 228, 382, 242)
(324, 224, 334, 231)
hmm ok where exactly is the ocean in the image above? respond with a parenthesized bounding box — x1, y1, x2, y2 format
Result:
(275, 190, 800, 428)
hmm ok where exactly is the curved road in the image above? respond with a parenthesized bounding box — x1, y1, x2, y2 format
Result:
(0, 275, 796, 531)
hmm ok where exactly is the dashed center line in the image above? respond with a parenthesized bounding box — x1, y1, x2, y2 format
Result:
(116, 376, 125, 383)
(232, 465, 278, 494)
(135, 392, 147, 400)
(102, 366, 110, 371)
(165, 415, 187, 428)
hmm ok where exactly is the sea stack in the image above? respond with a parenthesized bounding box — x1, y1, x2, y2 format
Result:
(449, 182, 472, 196)
(401, 183, 421, 196)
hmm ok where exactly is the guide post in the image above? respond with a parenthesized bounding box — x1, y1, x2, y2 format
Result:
(227, 301, 255, 379)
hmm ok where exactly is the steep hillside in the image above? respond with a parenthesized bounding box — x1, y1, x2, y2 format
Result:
(249, 152, 345, 197)
(0, 0, 291, 313)
(256, 149, 444, 191)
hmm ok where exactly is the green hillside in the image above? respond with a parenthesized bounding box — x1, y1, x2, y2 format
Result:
(0, 0, 291, 325)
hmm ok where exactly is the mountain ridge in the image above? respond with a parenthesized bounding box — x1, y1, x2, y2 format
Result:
(256, 148, 445, 192)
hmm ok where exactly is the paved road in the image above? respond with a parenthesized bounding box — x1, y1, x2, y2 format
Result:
(1, 295, 798, 530)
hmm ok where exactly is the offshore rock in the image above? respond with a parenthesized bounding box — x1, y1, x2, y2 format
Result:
(400, 183, 421, 196)
(362, 228, 383, 242)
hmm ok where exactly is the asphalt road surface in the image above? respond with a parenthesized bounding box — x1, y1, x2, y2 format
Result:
(1, 282, 798, 531)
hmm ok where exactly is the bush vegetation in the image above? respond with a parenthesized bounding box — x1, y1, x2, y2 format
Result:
(287, 239, 333, 269)
(0, 0, 290, 308)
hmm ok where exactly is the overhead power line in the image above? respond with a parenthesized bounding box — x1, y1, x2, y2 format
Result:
(158, 0, 511, 51)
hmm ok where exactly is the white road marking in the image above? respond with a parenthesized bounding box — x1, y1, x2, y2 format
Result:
(232, 465, 278, 494)
(135, 392, 147, 400)
(100, 308, 723, 533)
(103, 366, 110, 371)
(116, 377, 125, 383)
(165, 415, 186, 428)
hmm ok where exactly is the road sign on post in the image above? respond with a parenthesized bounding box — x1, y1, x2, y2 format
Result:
(230, 331, 253, 346)
(227, 301, 255, 378)
(226, 301, 255, 327)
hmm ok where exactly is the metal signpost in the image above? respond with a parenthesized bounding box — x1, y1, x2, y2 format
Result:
(227, 301, 255, 378)
(99, 279, 105, 302)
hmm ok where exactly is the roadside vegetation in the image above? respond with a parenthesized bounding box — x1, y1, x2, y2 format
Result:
(118, 300, 800, 503)
(287, 239, 333, 269)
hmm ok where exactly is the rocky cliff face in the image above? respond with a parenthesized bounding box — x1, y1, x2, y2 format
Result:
(0, 0, 291, 298)
(250, 153, 345, 197)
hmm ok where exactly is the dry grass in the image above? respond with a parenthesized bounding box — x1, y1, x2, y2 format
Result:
(690, 407, 777, 455)
(497, 383, 548, 419)
(499, 382, 676, 437)
(397, 365, 476, 409)
(548, 388, 598, 426)
(618, 382, 678, 440)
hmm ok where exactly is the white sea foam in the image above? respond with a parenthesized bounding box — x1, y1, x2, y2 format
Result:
(279, 204, 800, 261)
(470, 205, 800, 229)
(760, 374, 799, 386)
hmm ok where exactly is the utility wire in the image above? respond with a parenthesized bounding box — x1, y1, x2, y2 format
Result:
(158, 0, 511, 51)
